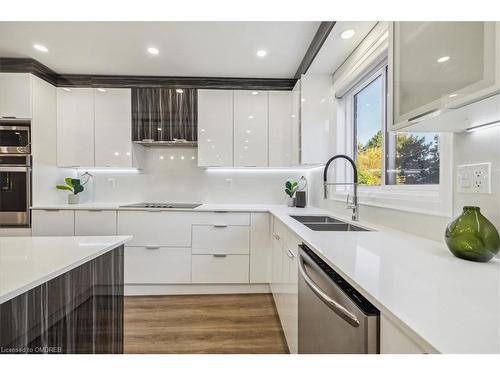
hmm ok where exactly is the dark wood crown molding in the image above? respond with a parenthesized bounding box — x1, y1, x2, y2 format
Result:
(294, 21, 336, 79)
(0, 57, 296, 90)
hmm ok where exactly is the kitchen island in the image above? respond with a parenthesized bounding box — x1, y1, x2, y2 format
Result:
(0, 236, 131, 354)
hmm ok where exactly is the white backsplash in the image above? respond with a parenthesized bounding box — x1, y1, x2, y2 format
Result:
(75, 147, 307, 205)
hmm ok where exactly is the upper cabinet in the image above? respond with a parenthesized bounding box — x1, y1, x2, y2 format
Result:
(197, 89, 234, 167)
(198, 89, 297, 168)
(57, 87, 133, 168)
(269, 91, 298, 167)
(131, 88, 197, 143)
(299, 74, 333, 165)
(233, 90, 269, 167)
(0, 73, 32, 119)
(390, 22, 500, 131)
(95, 88, 132, 167)
(57, 88, 94, 167)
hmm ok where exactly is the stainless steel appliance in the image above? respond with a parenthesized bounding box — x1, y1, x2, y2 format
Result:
(120, 202, 202, 209)
(0, 154, 31, 226)
(298, 243, 379, 353)
(0, 123, 31, 154)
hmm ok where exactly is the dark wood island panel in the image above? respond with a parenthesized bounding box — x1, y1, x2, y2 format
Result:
(0, 246, 124, 354)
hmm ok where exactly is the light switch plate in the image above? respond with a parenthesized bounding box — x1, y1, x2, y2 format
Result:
(457, 163, 491, 194)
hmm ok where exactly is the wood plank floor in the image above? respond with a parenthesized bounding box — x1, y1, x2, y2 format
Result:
(124, 294, 289, 354)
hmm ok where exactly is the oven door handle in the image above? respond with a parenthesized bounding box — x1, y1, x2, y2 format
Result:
(0, 166, 29, 172)
(298, 255, 360, 327)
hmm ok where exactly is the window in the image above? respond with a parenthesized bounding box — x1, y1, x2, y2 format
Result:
(350, 65, 440, 187)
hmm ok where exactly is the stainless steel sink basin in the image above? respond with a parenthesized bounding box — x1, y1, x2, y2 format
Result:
(303, 223, 370, 231)
(290, 215, 343, 224)
(290, 215, 372, 232)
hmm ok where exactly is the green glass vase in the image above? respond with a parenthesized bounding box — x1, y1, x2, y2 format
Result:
(445, 206, 500, 262)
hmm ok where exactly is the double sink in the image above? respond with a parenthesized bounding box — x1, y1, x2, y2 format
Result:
(290, 215, 372, 232)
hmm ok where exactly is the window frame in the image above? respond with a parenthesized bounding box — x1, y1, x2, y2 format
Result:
(331, 60, 453, 217)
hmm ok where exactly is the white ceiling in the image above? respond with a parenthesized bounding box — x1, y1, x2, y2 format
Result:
(0, 22, 320, 78)
(307, 21, 377, 75)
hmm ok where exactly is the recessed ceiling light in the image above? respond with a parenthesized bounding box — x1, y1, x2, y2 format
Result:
(437, 56, 450, 63)
(97, 88, 106, 92)
(147, 47, 159, 55)
(176, 89, 184, 94)
(340, 29, 356, 40)
(33, 44, 48, 52)
(256, 50, 267, 57)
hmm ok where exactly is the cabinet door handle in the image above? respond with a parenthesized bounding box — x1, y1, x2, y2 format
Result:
(213, 253, 227, 258)
(213, 211, 228, 213)
(286, 249, 295, 259)
(43, 209, 60, 212)
(407, 108, 440, 123)
(145, 245, 161, 249)
(273, 234, 280, 240)
(88, 209, 103, 212)
(213, 224, 228, 228)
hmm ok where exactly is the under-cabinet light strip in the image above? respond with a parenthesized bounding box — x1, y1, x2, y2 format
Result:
(465, 120, 500, 133)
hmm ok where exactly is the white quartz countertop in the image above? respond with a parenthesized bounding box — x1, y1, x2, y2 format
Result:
(0, 236, 131, 304)
(30, 202, 271, 211)
(28, 202, 500, 353)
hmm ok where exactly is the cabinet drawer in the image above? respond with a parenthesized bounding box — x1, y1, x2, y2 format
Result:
(191, 254, 249, 283)
(75, 210, 117, 236)
(31, 210, 74, 236)
(124, 246, 191, 284)
(117, 211, 195, 246)
(192, 225, 249, 255)
(192, 212, 250, 226)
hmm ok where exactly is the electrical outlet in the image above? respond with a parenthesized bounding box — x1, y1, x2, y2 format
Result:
(457, 163, 491, 194)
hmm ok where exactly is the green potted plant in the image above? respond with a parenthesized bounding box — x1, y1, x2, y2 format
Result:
(56, 178, 84, 204)
(285, 180, 298, 207)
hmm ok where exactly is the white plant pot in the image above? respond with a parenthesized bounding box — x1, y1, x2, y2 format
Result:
(68, 194, 79, 204)
(286, 197, 295, 207)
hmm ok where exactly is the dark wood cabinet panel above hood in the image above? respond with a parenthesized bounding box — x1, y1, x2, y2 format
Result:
(131, 88, 197, 143)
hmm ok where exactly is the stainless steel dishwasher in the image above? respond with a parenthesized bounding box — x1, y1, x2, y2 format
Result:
(298, 243, 379, 353)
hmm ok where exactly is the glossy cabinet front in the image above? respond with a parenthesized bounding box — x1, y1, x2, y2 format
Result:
(94, 88, 132, 167)
(269, 91, 297, 167)
(233, 90, 269, 167)
(56, 88, 94, 167)
(197, 89, 234, 167)
(391, 21, 500, 130)
(0, 73, 32, 119)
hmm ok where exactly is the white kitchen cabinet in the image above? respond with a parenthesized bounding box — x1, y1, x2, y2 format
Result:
(233, 90, 269, 167)
(94, 88, 132, 167)
(0, 73, 32, 119)
(190, 211, 250, 226)
(269, 91, 297, 167)
(192, 225, 250, 255)
(197, 89, 234, 167)
(74, 210, 117, 236)
(192, 254, 249, 283)
(57, 88, 94, 167)
(390, 22, 500, 131)
(117, 210, 194, 247)
(299, 74, 332, 165)
(125, 246, 191, 284)
(380, 314, 428, 354)
(249, 213, 271, 283)
(31, 209, 75, 236)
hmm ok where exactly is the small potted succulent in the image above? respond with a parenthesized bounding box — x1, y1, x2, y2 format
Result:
(285, 180, 298, 207)
(56, 178, 84, 204)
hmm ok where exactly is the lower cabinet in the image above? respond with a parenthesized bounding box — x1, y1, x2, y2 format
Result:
(124, 246, 191, 284)
(380, 314, 428, 354)
(191, 254, 250, 283)
(31, 209, 75, 236)
(270, 216, 300, 354)
(32, 209, 117, 236)
(74, 210, 117, 235)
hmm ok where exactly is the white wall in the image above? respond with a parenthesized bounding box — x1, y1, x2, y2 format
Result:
(48, 147, 307, 205)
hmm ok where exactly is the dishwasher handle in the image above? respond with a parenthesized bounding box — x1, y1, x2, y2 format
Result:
(298, 255, 360, 328)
